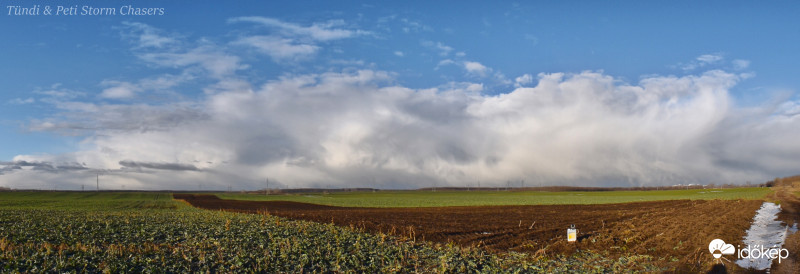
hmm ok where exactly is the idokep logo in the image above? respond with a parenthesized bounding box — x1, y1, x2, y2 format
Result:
(709, 239, 735, 259)
(708, 239, 790, 264)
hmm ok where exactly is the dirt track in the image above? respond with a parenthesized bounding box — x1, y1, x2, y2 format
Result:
(769, 178, 800, 274)
(174, 194, 763, 271)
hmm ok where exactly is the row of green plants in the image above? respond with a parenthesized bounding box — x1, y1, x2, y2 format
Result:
(0, 193, 663, 272)
(218, 187, 770, 207)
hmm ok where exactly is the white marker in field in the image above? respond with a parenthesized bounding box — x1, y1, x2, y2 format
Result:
(567, 224, 577, 242)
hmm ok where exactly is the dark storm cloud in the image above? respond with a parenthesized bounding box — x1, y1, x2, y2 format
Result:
(0, 161, 87, 174)
(119, 160, 199, 171)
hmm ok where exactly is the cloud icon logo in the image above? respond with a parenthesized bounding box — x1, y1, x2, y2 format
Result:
(709, 239, 735, 259)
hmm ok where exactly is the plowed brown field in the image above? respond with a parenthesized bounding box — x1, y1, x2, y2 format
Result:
(174, 194, 763, 271)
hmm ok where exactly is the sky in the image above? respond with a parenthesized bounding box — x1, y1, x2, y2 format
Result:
(1, 1, 800, 190)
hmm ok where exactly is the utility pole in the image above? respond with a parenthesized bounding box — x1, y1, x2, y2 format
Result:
(96, 173, 99, 191)
(265, 177, 269, 195)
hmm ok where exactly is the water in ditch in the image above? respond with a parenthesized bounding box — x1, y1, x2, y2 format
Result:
(735, 202, 795, 271)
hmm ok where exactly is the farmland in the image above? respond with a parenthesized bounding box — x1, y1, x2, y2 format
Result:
(0, 191, 665, 272)
(0, 192, 175, 210)
(182, 190, 767, 272)
(0, 187, 784, 272)
(218, 187, 770, 207)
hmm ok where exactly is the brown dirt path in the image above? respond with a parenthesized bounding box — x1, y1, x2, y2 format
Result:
(768, 177, 800, 274)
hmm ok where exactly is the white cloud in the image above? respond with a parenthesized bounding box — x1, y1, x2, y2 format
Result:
(7, 68, 798, 190)
(99, 74, 190, 100)
(696, 54, 723, 64)
(436, 59, 456, 69)
(229, 17, 367, 41)
(515, 74, 533, 87)
(8, 98, 35, 104)
(34, 84, 85, 100)
(463, 61, 489, 76)
(119, 23, 247, 80)
(436, 82, 484, 94)
(681, 53, 725, 71)
(398, 18, 434, 33)
(138, 45, 246, 78)
(120, 22, 178, 48)
(394, 51, 404, 57)
(26, 99, 207, 137)
(437, 44, 454, 56)
(421, 41, 454, 56)
(228, 17, 367, 63)
(466, 83, 484, 93)
(233, 35, 319, 61)
(493, 72, 512, 86)
(776, 101, 800, 117)
(139, 73, 192, 90)
(100, 81, 140, 99)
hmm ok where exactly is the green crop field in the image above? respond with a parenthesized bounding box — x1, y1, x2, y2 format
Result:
(0, 192, 175, 210)
(218, 187, 771, 208)
(0, 191, 663, 272)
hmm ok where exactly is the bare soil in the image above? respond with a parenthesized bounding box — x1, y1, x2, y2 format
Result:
(768, 178, 800, 274)
(174, 194, 763, 271)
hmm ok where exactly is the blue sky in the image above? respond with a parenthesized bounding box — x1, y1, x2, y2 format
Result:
(1, 1, 800, 190)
